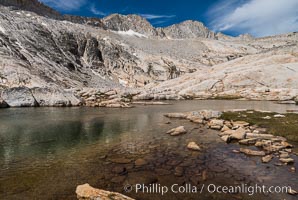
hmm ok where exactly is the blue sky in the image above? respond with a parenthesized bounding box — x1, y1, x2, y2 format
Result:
(40, 0, 298, 37)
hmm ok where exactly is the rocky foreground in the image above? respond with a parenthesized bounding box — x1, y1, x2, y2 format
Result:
(74, 110, 297, 199)
(164, 110, 296, 165)
(1, 1, 298, 108)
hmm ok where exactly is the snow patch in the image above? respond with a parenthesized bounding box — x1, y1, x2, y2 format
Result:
(0, 26, 6, 34)
(115, 30, 148, 38)
(119, 78, 128, 86)
(41, 22, 48, 27)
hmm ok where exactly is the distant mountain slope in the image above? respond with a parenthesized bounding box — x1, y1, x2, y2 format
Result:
(0, 0, 60, 18)
(161, 20, 216, 39)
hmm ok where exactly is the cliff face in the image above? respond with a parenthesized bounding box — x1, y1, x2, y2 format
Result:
(0, 2, 297, 107)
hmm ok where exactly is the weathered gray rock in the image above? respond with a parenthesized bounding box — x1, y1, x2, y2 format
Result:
(2, 87, 38, 107)
(31, 87, 81, 107)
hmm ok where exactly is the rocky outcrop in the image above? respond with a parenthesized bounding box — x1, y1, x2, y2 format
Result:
(31, 87, 81, 107)
(1, 87, 81, 107)
(2, 87, 38, 107)
(142, 48, 298, 101)
(76, 184, 134, 200)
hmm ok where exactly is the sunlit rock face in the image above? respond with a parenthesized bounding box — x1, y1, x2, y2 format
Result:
(0, 1, 298, 107)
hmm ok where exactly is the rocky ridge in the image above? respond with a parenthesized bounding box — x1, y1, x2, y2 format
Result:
(161, 20, 216, 39)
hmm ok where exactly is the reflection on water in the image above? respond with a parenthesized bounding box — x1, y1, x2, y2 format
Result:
(0, 100, 297, 200)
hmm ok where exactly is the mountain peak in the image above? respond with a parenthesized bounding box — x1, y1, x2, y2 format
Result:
(162, 20, 216, 39)
(103, 14, 159, 37)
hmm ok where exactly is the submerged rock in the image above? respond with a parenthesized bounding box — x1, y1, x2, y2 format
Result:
(166, 126, 187, 136)
(240, 148, 265, 156)
(164, 113, 187, 119)
(174, 166, 184, 177)
(279, 158, 294, 164)
(76, 183, 134, 200)
(134, 158, 148, 166)
(126, 171, 158, 185)
(262, 155, 273, 163)
(187, 142, 201, 151)
(109, 158, 132, 164)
